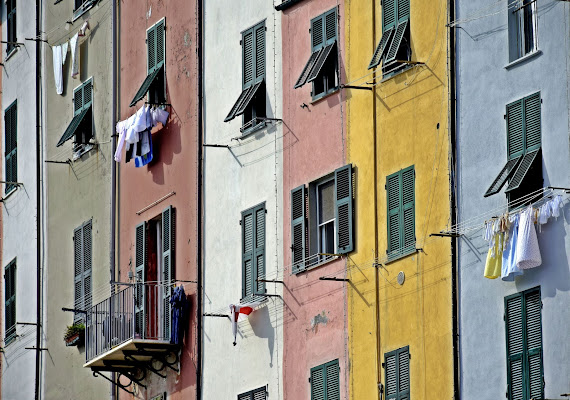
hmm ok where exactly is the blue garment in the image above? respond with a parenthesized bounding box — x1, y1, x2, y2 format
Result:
(502, 215, 524, 281)
(135, 130, 153, 167)
(170, 286, 190, 345)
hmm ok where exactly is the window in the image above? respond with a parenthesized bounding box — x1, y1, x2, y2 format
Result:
(4, 259, 16, 345)
(384, 346, 410, 400)
(484, 92, 542, 205)
(56, 79, 94, 156)
(74, 220, 92, 322)
(294, 8, 339, 100)
(238, 386, 266, 400)
(508, 0, 538, 62)
(6, 0, 17, 55)
(291, 164, 354, 274)
(135, 206, 175, 339)
(310, 359, 340, 400)
(130, 19, 166, 107)
(504, 287, 543, 400)
(241, 203, 266, 300)
(4, 101, 17, 194)
(368, 0, 411, 77)
(386, 166, 415, 260)
(225, 21, 266, 134)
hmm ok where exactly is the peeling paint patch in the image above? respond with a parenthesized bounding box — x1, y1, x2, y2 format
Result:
(184, 31, 191, 47)
(146, 6, 152, 19)
(310, 311, 329, 333)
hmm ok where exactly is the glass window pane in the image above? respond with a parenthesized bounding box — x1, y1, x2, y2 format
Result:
(318, 180, 335, 223)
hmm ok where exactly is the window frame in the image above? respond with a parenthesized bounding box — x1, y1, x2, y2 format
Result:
(4, 100, 17, 194)
(380, 0, 412, 79)
(4, 258, 17, 346)
(316, 179, 336, 258)
(508, 0, 538, 63)
(72, 78, 95, 156)
(310, 8, 339, 101)
(240, 20, 266, 135)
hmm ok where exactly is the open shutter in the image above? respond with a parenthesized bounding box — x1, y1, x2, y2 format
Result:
(243, 28, 254, 88)
(291, 185, 306, 273)
(397, 348, 410, 400)
(74, 226, 84, 322)
(525, 290, 543, 400)
(325, 360, 340, 400)
(82, 81, 93, 111)
(254, 24, 265, 83)
(162, 206, 174, 339)
(155, 20, 166, 69)
(386, 172, 401, 255)
(4, 260, 16, 343)
(506, 100, 524, 159)
(484, 157, 522, 197)
(253, 205, 266, 295)
(74, 83, 84, 116)
(135, 222, 147, 337)
(505, 148, 540, 192)
(524, 92, 541, 151)
(242, 209, 254, 299)
(147, 25, 157, 73)
(401, 167, 415, 252)
(83, 221, 93, 312)
(306, 42, 336, 83)
(4, 102, 17, 193)
(506, 294, 524, 400)
(385, 18, 408, 64)
(311, 15, 325, 51)
(385, 350, 398, 400)
(252, 387, 266, 400)
(368, 27, 394, 69)
(294, 49, 323, 88)
(310, 365, 326, 400)
(335, 164, 354, 254)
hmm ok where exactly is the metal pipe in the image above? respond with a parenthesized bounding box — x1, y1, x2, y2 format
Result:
(35, 0, 42, 397)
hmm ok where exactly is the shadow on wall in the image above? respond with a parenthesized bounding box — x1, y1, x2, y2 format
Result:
(248, 305, 275, 367)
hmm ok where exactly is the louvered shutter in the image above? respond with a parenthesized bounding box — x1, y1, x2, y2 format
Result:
(74, 226, 84, 322)
(155, 20, 166, 69)
(310, 365, 326, 400)
(385, 347, 409, 400)
(506, 100, 524, 159)
(386, 172, 401, 255)
(4, 260, 16, 342)
(397, 348, 410, 400)
(385, 351, 398, 399)
(335, 164, 354, 254)
(506, 294, 524, 400)
(83, 81, 93, 111)
(291, 185, 306, 273)
(385, 19, 408, 63)
(324, 8, 337, 45)
(383, 0, 397, 31)
(397, 0, 410, 22)
(252, 387, 266, 400)
(238, 394, 250, 400)
(368, 27, 394, 69)
(325, 360, 340, 400)
(147, 25, 157, 73)
(243, 28, 254, 88)
(162, 206, 174, 339)
(4, 101, 17, 193)
(74, 83, 84, 116)
(242, 209, 254, 299)
(253, 205, 266, 295)
(523, 92, 541, 151)
(135, 222, 147, 337)
(254, 24, 265, 83)
(83, 221, 93, 312)
(525, 290, 543, 400)
(311, 15, 325, 51)
(401, 167, 415, 253)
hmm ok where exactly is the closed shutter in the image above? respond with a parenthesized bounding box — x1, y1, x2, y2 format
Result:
(311, 360, 339, 400)
(325, 360, 340, 400)
(383, 0, 397, 32)
(291, 185, 306, 273)
(311, 365, 325, 400)
(254, 206, 266, 295)
(242, 22, 265, 89)
(398, 348, 410, 400)
(387, 167, 415, 258)
(4, 101, 17, 193)
(162, 206, 175, 339)
(243, 28, 254, 88)
(255, 24, 265, 82)
(385, 347, 410, 400)
(4, 259, 16, 343)
(401, 167, 415, 252)
(147, 25, 157, 73)
(155, 20, 166, 69)
(311, 9, 337, 51)
(83, 221, 93, 312)
(385, 351, 398, 399)
(311, 15, 325, 51)
(73, 226, 84, 322)
(135, 222, 147, 336)
(397, 0, 410, 22)
(335, 164, 354, 254)
(242, 208, 254, 299)
(525, 290, 543, 400)
(242, 204, 265, 299)
(386, 172, 401, 255)
(74, 221, 92, 322)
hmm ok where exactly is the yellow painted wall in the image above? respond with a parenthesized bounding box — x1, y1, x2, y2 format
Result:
(345, 0, 454, 399)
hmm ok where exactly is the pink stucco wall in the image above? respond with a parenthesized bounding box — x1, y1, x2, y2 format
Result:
(118, 1, 198, 398)
(281, 1, 348, 399)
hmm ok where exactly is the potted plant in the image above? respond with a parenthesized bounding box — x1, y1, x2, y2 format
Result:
(64, 323, 85, 347)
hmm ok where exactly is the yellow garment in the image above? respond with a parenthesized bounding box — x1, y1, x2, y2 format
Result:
(484, 234, 503, 279)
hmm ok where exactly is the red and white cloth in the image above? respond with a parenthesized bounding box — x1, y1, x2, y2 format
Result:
(229, 301, 263, 346)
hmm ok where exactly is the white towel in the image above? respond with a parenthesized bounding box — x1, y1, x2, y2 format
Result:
(70, 33, 80, 79)
(61, 41, 68, 65)
(53, 45, 63, 95)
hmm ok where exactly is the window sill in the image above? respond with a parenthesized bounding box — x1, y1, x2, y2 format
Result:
(505, 49, 542, 70)
(292, 254, 342, 275)
(311, 86, 340, 104)
(380, 63, 414, 83)
(385, 247, 418, 265)
(3, 185, 19, 200)
(239, 120, 268, 139)
(5, 47, 18, 62)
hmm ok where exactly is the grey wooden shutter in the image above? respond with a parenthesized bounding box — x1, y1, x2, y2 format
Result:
(147, 25, 157, 73)
(4, 101, 17, 193)
(506, 100, 524, 160)
(254, 24, 265, 83)
(243, 28, 254, 88)
(135, 222, 147, 336)
(4, 260, 16, 342)
(291, 185, 306, 273)
(252, 387, 266, 400)
(506, 294, 524, 400)
(525, 290, 543, 400)
(83, 221, 93, 312)
(386, 172, 401, 255)
(401, 167, 415, 252)
(385, 347, 409, 400)
(162, 206, 174, 339)
(253, 205, 266, 295)
(242, 208, 254, 299)
(335, 164, 354, 254)
(310, 364, 326, 400)
(385, 350, 398, 399)
(311, 15, 325, 51)
(325, 360, 340, 400)
(155, 20, 166, 68)
(74, 226, 84, 322)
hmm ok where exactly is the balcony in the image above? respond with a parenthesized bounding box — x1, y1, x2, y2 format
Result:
(84, 284, 179, 393)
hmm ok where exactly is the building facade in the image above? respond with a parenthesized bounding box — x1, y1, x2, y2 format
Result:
(278, 1, 350, 399)
(201, 1, 284, 399)
(41, 0, 114, 398)
(456, 0, 570, 399)
(1, 0, 39, 399)
(345, 0, 455, 398)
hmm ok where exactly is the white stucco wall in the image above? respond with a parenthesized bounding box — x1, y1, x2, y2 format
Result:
(1, 0, 39, 399)
(202, 1, 284, 399)
(456, 0, 570, 398)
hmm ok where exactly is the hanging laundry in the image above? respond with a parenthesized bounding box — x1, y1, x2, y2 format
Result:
(170, 285, 190, 345)
(61, 41, 69, 65)
(229, 300, 264, 346)
(78, 20, 90, 36)
(70, 33, 80, 79)
(484, 233, 503, 279)
(516, 207, 542, 270)
(550, 194, 564, 219)
(502, 214, 523, 281)
(52, 45, 63, 95)
(151, 107, 169, 125)
(135, 130, 153, 167)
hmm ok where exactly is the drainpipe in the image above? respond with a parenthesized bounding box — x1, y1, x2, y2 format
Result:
(110, 0, 118, 396)
(35, 0, 43, 398)
(448, 0, 460, 398)
(196, 0, 203, 398)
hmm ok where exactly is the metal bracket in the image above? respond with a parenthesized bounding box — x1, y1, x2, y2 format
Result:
(257, 279, 284, 284)
(203, 313, 230, 319)
(341, 85, 373, 91)
(93, 371, 135, 395)
(319, 277, 350, 282)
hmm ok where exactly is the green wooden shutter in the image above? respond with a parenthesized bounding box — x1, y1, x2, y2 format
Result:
(4, 101, 17, 193)
(505, 293, 524, 400)
(83, 81, 93, 111)
(4, 260, 16, 343)
(401, 167, 415, 253)
(162, 206, 174, 339)
(147, 25, 157, 73)
(387, 167, 414, 258)
(73, 226, 84, 322)
(242, 208, 254, 299)
(252, 387, 266, 400)
(506, 100, 524, 160)
(254, 24, 265, 83)
(243, 28, 254, 88)
(397, 348, 410, 400)
(311, 15, 325, 51)
(386, 172, 401, 255)
(83, 221, 93, 312)
(253, 205, 266, 295)
(325, 360, 340, 400)
(523, 92, 541, 151)
(291, 185, 306, 273)
(335, 164, 354, 254)
(385, 350, 398, 399)
(324, 8, 337, 45)
(311, 364, 326, 400)
(525, 290, 543, 400)
(385, 347, 409, 400)
(155, 20, 166, 68)
(397, 0, 410, 22)
(135, 222, 147, 336)
(73, 84, 84, 116)
(383, 0, 397, 32)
